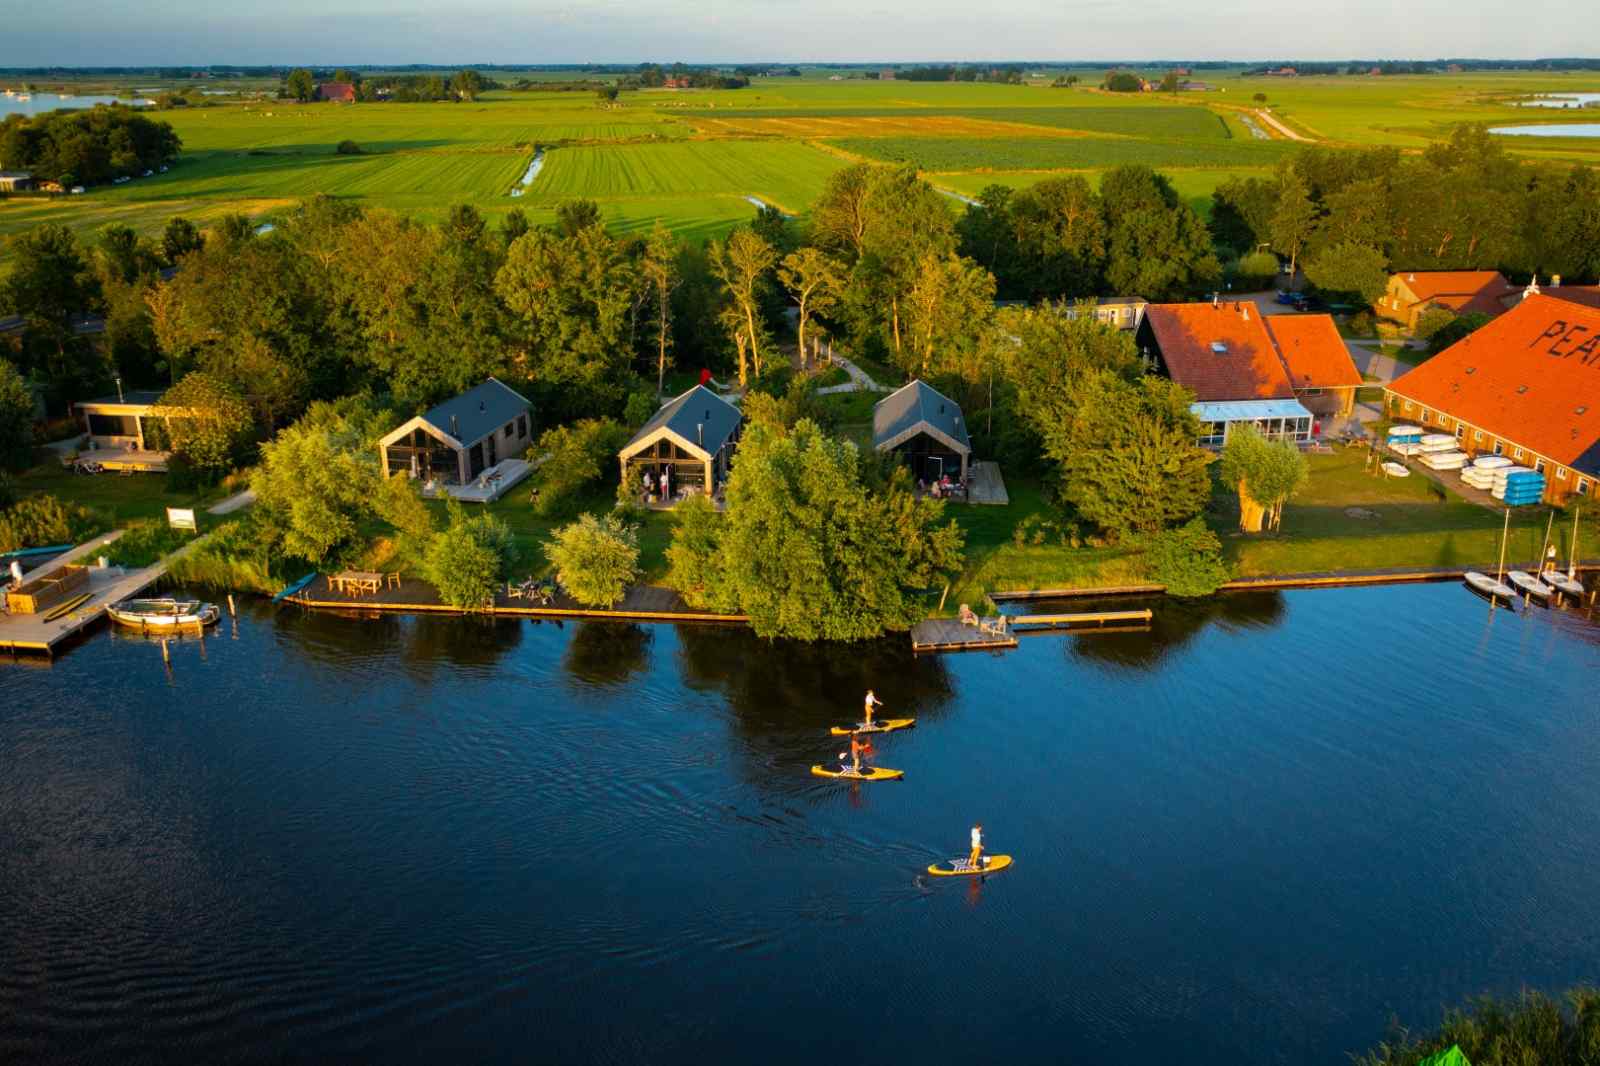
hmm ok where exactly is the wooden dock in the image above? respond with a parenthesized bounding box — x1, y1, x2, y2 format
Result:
(910, 618, 1018, 652)
(1011, 609, 1153, 629)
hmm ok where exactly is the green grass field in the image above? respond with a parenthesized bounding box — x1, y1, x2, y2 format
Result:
(4, 71, 1599, 260)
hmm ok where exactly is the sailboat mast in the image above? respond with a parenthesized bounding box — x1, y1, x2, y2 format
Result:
(1540, 511, 1554, 573)
(1497, 508, 1509, 585)
(1572, 506, 1582, 579)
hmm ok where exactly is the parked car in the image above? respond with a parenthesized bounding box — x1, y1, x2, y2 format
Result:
(158, 165, 168, 173)
(113, 175, 129, 184)
(69, 186, 85, 194)
(1275, 289, 1307, 308)
(142, 169, 153, 177)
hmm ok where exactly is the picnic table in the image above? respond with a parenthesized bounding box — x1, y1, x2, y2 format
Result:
(331, 570, 385, 596)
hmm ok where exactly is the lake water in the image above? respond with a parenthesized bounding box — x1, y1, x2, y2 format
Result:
(0, 92, 152, 118)
(2, 583, 1597, 1064)
(1519, 92, 1600, 109)
(1493, 123, 1600, 138)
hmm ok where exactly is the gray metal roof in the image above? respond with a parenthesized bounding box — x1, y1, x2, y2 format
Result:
(80, 389, 166, 408)
(620, 385, 741, 461)
(873, 380, 971, 455)
(419, 378, 531, 446)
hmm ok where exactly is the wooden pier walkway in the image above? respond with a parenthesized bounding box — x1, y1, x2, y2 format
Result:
(287, 576, 747, 624)
(910, 618, 1017, 652)
(1011, 609, 1153, 629)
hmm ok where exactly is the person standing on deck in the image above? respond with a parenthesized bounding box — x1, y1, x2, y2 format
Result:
(967, 824, 984, 870)
(863, 690, 883, 728)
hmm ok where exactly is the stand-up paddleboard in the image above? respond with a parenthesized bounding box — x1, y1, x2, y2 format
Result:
(810, 765, 904, 781)
(927, 855, 1013, 877)
(829, 718, 915, 736)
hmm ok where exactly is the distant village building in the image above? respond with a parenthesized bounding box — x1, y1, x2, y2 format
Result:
(1140, 300, 1360, 447)
(873, 379, 971, 483)
(1178, 80, 1211, 92)
(1384, 295, 1599, 502)
(316, 82, 356, 103)
(0, 171, 34, 192)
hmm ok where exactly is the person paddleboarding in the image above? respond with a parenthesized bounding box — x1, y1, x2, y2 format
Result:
(863, 689, 884, 729)
(839, 733, 875, 775)
(967, 823, 984, 871)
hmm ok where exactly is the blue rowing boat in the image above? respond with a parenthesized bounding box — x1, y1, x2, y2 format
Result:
(272, 573, 317, 604)
(0, 543, 73, 562)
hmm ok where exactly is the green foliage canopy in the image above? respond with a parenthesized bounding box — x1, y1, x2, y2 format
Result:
(545, 511, 640, 607)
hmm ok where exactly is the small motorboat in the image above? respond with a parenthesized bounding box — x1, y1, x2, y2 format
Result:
(106, 597, 220, 630)
(1463, 571, 1516, 604)
(1506, 571, 1551, 601)
(1380, 461, 1410, 477)
(1540, 571, 1585, 598)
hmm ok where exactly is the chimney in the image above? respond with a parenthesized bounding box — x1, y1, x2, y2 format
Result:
(1212, 292, 1220, 308)
(1552, 274, 1562, 288)
(1242, 304, 1250, 321)
(1407, 273, 1415, 282)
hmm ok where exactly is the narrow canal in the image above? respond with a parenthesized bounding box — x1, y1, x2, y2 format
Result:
(2, 584, 1597, 1064)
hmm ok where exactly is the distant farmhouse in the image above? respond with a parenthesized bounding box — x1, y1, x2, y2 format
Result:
(0, 171, 34, 192)
(316, 82, 356, 103)
(1380, 270, 1600, 329)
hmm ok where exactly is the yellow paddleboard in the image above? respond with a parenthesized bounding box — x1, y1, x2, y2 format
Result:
(810, 765, 905, 781)
(927, 855, 1013, 877)
(829, 718, 916, 736)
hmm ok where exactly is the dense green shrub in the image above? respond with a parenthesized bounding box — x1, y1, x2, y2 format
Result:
(0, 494, 102, 553)
(335, 140, 364, 155)
(1346, 310, 1377, 336)
(1140, 517, 1230, 597)
(1233, 249, 1281, 290)
(1353, 987, 1600, 1066)
(104, 517, 197, 568)
(545, 512, 640, 607)
(167, 513, 283, 593)
(530, 418, 630, 517)
(423, 503, 515, 609)
(0, 359, 34, 471)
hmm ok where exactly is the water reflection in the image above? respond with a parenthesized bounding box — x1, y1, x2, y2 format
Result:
(561, 622, 653, 687)
(674, 625, 956, 734)
(1063, 592, 1288, 671)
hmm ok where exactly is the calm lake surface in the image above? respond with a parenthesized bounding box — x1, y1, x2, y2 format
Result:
(0, 93, 151, 118)
(2, 583, 1597, 1064)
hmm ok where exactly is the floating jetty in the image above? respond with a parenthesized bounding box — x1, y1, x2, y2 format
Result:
(910, 608, 1152, 652)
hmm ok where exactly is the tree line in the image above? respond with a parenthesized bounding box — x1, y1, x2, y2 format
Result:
(1211, 125, 1600, 305)
(0, 106, 180, 187)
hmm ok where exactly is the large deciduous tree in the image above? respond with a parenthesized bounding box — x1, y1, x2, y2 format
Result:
(1270, 167, 1318, 280)
(155, 371, 254, 481)
(545, 512, 640, 608)
(640, 223, 681, 394)
(777, 247, 843, 367)
(665, 420, 964, 640)
(1220, 422, 1309, 533)
(708, 227, 778, 387)
(900, 253, 995, 378)
(1100, 165, 1219, 300)
(1303, 241, 1389, 306)
(285, 69, 316, 102)
(0, 359, 34, 471)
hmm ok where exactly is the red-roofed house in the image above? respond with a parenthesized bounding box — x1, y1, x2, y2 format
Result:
(1140, 300, 1313, 447)
(316, 82, 356, 103)
(1384, 294, 1600, 502)
(1262, 314, 1363, 418)
(1378, 270, 1515, 330)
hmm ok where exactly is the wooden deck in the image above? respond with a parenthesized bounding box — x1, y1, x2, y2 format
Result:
(287, 576, 747, 624)
(0, 532, 148, 655)
(910, 618, 1018, 652)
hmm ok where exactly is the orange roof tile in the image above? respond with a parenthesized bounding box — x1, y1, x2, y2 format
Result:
(1144, 302, 1295, 403)
(1388, 294, 1600, 475)
(1393, 270, 1513, 309)
(1262, 314, 1363, 390)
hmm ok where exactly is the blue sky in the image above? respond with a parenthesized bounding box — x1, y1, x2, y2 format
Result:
(3, 0, 1598, 67)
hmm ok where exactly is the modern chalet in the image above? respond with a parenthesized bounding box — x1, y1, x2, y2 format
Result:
(378, 379, 533, 502)
(617, 385, 742, 507)
(1384, 294, 1599, 503)
(873, 379, 971, 482)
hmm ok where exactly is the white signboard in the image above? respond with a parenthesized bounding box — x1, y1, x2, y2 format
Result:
(166, 507, 197, 532)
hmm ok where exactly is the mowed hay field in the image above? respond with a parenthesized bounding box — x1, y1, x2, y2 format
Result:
(5, 72, 1600, 262)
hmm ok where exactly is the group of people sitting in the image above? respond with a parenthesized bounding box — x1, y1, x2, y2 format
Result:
(918, 474, 964, 500)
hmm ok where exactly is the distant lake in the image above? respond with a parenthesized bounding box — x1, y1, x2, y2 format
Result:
(1519, 92, 1600, 109)
(1492, 123, 1600, 138)
(0, 92, 152, 118)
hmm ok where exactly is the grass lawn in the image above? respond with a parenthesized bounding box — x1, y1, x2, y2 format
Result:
(1210, 448, 1597, 576)
(11, 460, 232, 528)
(426, 492, 679, 585)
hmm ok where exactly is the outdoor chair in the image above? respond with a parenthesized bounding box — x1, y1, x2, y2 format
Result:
(387, 572, 401, 590)
(979, 614, 1009, 637)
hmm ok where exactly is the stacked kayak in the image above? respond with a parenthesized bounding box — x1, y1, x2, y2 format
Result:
(1418, 433, 1458, 453)
(1460, 456, 1513, 490)
(1387, 425, 1423, 444)
(1493, 467, 1546, 505)
(1422, 450, 1469, 471)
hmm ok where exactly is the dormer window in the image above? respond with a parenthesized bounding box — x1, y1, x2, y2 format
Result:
(1210, 341, 1228, 354)
(1516, 385, 1529, 394)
